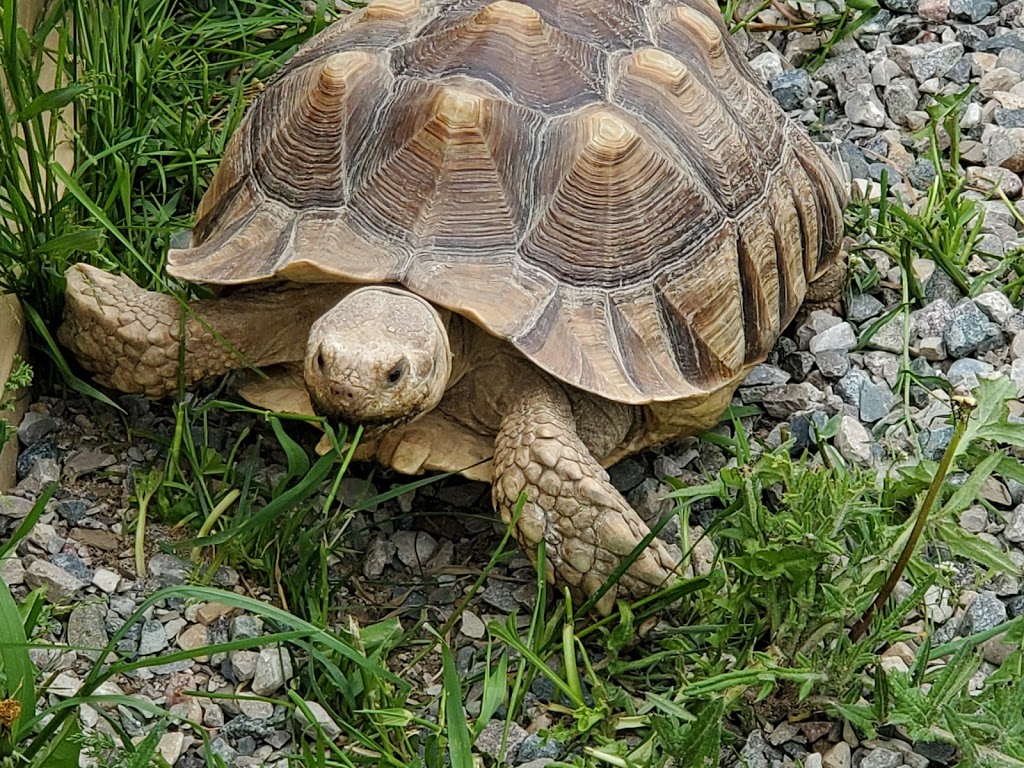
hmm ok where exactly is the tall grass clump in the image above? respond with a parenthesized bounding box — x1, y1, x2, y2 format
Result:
(0, 0, 337, 325)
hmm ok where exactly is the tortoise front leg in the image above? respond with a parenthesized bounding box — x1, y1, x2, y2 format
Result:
(58, 263, 348, 397)
(492, 380, 681, 615)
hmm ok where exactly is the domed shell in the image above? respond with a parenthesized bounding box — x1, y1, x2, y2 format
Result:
(167, 0, 847, 405)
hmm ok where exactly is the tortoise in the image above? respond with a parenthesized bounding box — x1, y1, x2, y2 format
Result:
(58, 0, 847, 613)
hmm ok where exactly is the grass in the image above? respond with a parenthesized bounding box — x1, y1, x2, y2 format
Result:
(2, 0, 1024, 766)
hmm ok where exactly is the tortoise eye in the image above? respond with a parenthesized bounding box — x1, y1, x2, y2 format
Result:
(385, 359, 407, 386)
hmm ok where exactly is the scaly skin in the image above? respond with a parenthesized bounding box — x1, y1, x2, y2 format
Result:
(491, 379, 680, 615)
(59, 263, 349, 396)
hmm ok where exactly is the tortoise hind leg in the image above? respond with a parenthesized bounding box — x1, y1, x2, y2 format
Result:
(492, 380, 680, 615)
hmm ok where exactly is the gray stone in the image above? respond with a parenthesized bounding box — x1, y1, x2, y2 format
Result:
(836, 369, 871, 408)
(770, 69, 811, 110)
(924, 268, 964, 307)
(392, 530, 439, 568)
(906, 157, 937, 188)
(974, 291, 1017, 324)
(481, 581, 520, 613)
(846, 84, 886, 127)
(1, 557, 25, 586)
(996, 108, 1024, 129)
(839, 141, 870, 180)
(26, 523, 63, 554)
(762, 383, 825, 419)
(137, 619, 168, 655)
(984, 127, 1024, 172)
(836, 416, 875, 466)
(809, 322, 857, 354)
(742, 364, 790, 388)
(49, 552, 92, 583)
(17, 412, 57, 446)
(252, 646, 294, 696)
(24, 560, 85, 602)
(823, 741, 852, 768)
(884, 78, 920, 124)
(147, 553, 191, 586)
(362, 536, 395, 579)
(865, 315, 905, 353)
(949, 0, 997, 21)
(230, 650, 259, 682)
(739, 730, 772, 768)
(1004, 504, 1024, 542)
(230, 615, 263, 641)
(63, 448, 116, 477)
(959, 505, 988, 533)
(892, 42, 965, 83)
(917, 337, 947, 360)
(55, 499, 88, 525)
(848, 294, 885, 323)
(748, 51, 784, 84)
(945, 299, 1004, 358)
(518, 734, 564, 762)
(475, 720, 528, 761)
(860, 382, 899, 423)
(962, 591, 1007, 634)
(294, 700, 341, 740)
(912, 299, 953, 339)
(861, 748, 903, 768)
(947, 358, 995, 388)
(0, 494, 33, 518)
(883, 0, 917, 11)
(920, 426, 955, 460)
(815, 349, 851, 378)
(67, 603, 109, 661)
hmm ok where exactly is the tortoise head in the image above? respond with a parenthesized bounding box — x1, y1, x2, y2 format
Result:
(304, 286, 452, 432)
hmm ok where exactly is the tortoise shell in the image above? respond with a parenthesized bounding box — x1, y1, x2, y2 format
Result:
(167, 0, 847, 405)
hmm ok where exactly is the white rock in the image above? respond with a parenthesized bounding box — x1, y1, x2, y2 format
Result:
(973, 291, 1016, 325)
(1, 557, 25, 586)
(48, 671, 82, 697)
(239, 698, 274, 719)
(748, 51, 784, 83)
(924, 585, 956, 623)
(461, 610, 486, 639)
(810, 322, 857, 354)
(836, 416, 874, 467)
(157, 733, 189, 765)
(252, 646, 294, 696)
(230, 650, 260, 682)
(824, 741, 852, 768)
(959, 505, 988, 533)
(91, 567, 121, 594)
(1004, 504, 1024, 543)
(880, 655, 909, 674)
(845, 84, 886, 127)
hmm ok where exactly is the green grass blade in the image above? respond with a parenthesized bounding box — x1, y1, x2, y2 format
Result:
(0, 577, 35, 744)
(441, 640, 473, 768)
